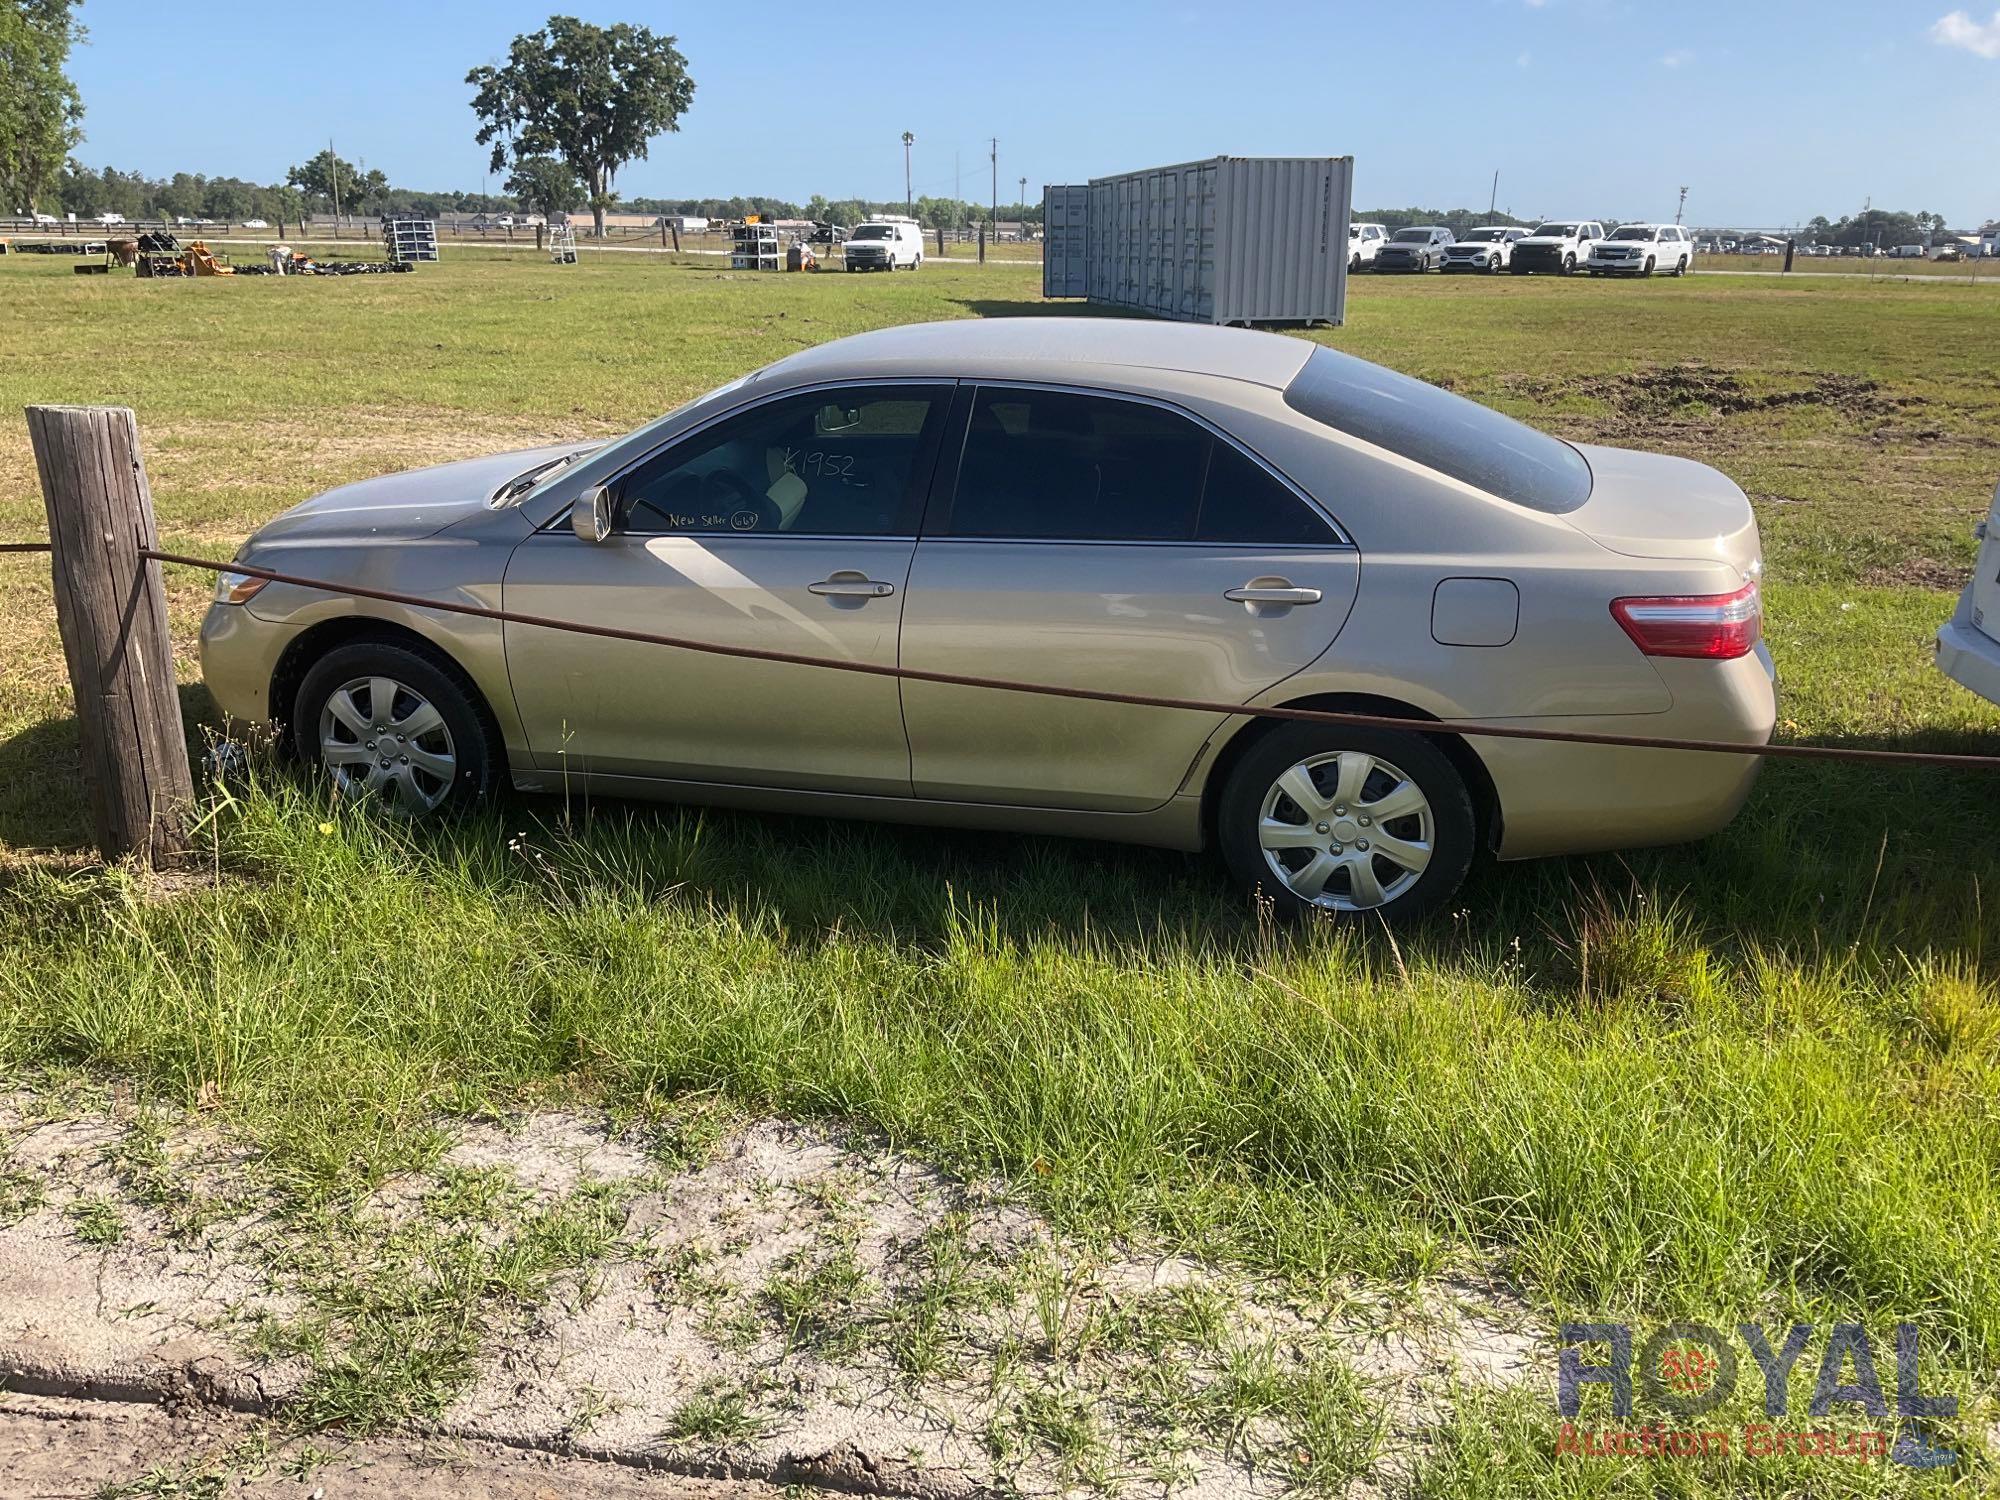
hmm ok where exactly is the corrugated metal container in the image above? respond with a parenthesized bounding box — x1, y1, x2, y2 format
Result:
(1043, 155, 1352, 327)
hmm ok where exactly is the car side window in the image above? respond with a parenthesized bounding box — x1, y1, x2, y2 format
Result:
(944, 389, 1209, 541)
(941, 387, 1337, 546)
(1197, 443, 1336, 546)
(614, 386, 946, 536)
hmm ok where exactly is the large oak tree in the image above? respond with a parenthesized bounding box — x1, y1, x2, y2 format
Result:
(1, 0, 85, 213)
(467, 16, 694, 238)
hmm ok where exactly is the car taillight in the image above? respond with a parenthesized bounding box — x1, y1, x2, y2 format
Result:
(1610, 580, 1761, 660)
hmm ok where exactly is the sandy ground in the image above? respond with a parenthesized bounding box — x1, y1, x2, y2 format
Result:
(0, 1391, 790, 1499)
(0, 1095, 1544, 1498)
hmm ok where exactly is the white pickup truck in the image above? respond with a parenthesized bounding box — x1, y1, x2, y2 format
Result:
(1938, 481, 2000, 709)
(1508, 220, 1604, 276)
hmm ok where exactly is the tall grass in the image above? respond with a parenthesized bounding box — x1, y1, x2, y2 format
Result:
(2, 779, 1993, 1377)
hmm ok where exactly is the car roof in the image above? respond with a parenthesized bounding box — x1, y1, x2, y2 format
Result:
(760, 317, 1318, 391)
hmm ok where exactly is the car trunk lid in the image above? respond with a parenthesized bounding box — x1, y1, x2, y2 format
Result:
(1562, 442, 1762, 577)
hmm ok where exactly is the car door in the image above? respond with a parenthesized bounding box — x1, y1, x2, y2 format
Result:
(501, 382, 952, 794)
(899, 384, 1360, 812)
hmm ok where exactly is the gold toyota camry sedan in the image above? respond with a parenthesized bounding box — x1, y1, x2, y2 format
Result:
(201, 319, 1776, 921)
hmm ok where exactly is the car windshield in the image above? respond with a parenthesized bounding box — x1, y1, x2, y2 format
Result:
(1390, 229, 1436, 243)
(1283, 346, 1593, 514)
(851, 225, 892, 240)
(1609, 227, 1654, 241)
(1533, 224, 1576, 237)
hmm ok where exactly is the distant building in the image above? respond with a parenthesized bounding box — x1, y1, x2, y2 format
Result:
(1981, 223, 2000, 258)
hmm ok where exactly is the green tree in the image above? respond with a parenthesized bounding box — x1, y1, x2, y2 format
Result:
(0, 0, 85, 212)
(504, 153, 582, 216)
(467, 16, 695, 237)
(286, 149, 363, 212)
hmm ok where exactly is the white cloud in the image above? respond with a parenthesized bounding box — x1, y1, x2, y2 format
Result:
(1931, 8, 2000, 57)
(1660, 48, 1695, 68)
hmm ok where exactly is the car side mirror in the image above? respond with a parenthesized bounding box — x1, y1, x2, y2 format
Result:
(572, 484, 614, 543)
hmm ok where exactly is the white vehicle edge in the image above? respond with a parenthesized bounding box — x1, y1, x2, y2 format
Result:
(1937, 480, 2000, 709)
(1348, 222, 1388, 271)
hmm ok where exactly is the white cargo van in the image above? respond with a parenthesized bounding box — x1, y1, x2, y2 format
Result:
(844, 217, 924, 272)
(1937, 480, 2000, 709)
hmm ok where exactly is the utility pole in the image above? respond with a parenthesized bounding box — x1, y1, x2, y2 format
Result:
(990, 137, 998, 226)
(902, 132, 915, 215)
(1675, 185, 1689, 225)
(329, 137, 342, 230)
(1488, 170, 1498, 217)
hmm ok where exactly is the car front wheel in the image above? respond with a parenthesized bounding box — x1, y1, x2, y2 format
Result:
(1218, 724, 1475, 923)
(293, 642, 495, 816)
(1561, 253, 1576, 274)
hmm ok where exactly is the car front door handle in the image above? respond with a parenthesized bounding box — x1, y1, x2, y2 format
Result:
(1224, 584, 1322, 606)
(808, 576, 896, 599)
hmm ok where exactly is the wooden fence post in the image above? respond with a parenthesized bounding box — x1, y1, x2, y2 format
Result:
(25, 405, 195, 865)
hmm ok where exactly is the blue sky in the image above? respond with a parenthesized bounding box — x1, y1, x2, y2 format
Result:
(63, 0, 2000, 227)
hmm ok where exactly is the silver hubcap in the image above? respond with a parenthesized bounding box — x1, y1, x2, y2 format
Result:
(1256, 751, 1434, 911)
(318, 675, 456, 813)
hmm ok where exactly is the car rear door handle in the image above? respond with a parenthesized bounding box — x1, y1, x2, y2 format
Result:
(1225, 584, 1322, 606)
(808, 576, 896, 598)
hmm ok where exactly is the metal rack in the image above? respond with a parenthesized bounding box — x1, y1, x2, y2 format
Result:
(731, 223, 780, 272)
(382, 218, 439, 265)
(549, 224, 577, 265)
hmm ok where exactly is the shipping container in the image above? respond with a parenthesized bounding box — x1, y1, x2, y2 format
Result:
(1042, 155, 1352, 327)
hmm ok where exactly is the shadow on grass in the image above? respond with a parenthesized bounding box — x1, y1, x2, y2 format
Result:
(382, 747, 1996, 974)
(0, 683, 219, 853)
(5, 693, 1995, 974)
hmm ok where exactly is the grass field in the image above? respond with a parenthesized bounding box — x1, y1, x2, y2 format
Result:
(1, 245, 1997, 1494)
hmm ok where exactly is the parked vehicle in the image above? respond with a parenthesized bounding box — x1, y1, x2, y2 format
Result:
(1373, 226, 1454, 272)
(241, 219, 269, 229)
(200, 320, 1775, 922)
(1893, 244, 1926, 259)
(1440, 227, 1528, 274)
(1587, 223, 1695, 277)
(1510, 221, 1605, 275)
(30, 212, 58, 226)
(1936, 481, 2000, 711)
(1348, 221, 1388, 271)
(843, 217, 923, 271)
(96, 213, 125, 226)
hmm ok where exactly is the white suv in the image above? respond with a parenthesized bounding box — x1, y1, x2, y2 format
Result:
(1509, 220, 1605, 276)
(1441, 227, 1529, 274)
(844, 217, 924, 272)
(1938, 481, 2000, 709)
(1348, 222, 1388, 271)
(1589, 223, 1694, 277)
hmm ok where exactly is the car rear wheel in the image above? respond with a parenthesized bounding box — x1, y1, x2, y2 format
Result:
(1218, 725, 1475, 923)
(293, 642, 495, 816)
(1350, 252, 1361, 272)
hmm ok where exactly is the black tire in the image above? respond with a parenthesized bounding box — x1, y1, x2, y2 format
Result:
(1642, 255, 1655, 276)
(292, 640, 497, 814)
(1674, 255, 1689, 277)
(1216, 723, 1476, 924)
(1560, 253, 1576, 275)
(1350, 252, 1361, 272)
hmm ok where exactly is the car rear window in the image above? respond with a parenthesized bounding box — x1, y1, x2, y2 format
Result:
(1282, 346, 1593, 514)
